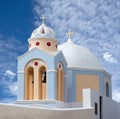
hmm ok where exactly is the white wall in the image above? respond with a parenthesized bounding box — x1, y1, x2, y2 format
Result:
(2, 88, 120, 119)
(83, 88, 120, 119)
(102, 96, 120, 119)
(56, 100, 82, 108)
(0, 104, 94, 119)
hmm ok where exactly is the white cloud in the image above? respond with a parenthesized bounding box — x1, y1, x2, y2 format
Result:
(0, 97, 17, 103)
(0, 34, 27, 77)
(113, 88, 120, 103)
(4, 70, 16, 80)
(1, 81, 18, 97)
(1, 70, 17, 97)
(103, 52, 117, 63)
(32, 0, 120, 52)
(8, 82, 18, 96)
(32, 0, 120, 63)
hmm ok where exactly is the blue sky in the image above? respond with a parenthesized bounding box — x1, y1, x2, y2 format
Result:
(0, 0, 120, 103)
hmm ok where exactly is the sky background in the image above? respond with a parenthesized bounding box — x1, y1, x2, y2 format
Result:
(0, 0, 120, 103)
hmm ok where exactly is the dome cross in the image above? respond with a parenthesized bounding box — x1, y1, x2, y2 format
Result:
(40, 15, 46, 24)
(66, 29, 74, 39)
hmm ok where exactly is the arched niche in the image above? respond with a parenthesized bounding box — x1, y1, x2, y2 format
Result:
(56, 62, 64, 101)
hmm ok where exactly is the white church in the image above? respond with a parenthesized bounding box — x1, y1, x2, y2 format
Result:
(0, 16, 120, 119)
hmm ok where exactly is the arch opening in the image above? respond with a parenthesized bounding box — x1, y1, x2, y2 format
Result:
(38, 66, 47, 100)
(25, 67, 34, 100)
(56, 63, 64, 101)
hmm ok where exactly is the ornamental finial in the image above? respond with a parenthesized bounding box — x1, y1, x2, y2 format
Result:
(40, 15, 46, 24)
(66, 29, 74, 39)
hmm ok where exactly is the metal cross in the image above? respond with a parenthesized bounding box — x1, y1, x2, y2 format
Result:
(40, 15, 46, 24)
(66, 29, 74, 39)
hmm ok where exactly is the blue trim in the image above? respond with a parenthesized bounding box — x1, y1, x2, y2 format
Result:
(72, 72, 76, 102)
(72, 69, 100, 75)
(103, 72, 111, 81)
(47, 71, 56, 99)
(54, 51, 67, 74)
(17, 73, 24, 100)
(67, 70, 73, 102)
(18, 48, 55, 71)
(64, 76, 67, 102)
(99, 72, 104, 94)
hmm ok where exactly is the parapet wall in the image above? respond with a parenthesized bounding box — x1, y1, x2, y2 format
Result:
(0, 104, 94, 119)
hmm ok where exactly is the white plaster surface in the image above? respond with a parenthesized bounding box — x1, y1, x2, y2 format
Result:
(58, 39, 103, 70)
(2, 89, 120, 119)
(56, 100, 82, 108)
(0, 104, 94, 119)
(83, 88, 120, 119)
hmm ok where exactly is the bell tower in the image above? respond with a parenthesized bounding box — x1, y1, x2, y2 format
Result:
(24, 16, 59, 100)
(17, 16, 66, 101)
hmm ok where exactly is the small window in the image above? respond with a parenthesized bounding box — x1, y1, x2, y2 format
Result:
(95, 103, 98, 115)
(106, 82, 110, 97)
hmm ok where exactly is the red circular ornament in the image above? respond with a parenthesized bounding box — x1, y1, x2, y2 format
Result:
(36, 42, 40, 46)
(34, 61, 38, 66)
(46, 42, 51, 47)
